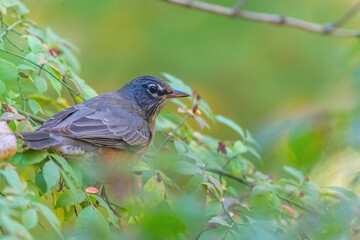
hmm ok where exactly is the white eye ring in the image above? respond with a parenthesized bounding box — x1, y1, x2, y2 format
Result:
(148, 84, 158, 94)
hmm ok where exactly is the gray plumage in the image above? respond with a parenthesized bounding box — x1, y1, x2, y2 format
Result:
(20, 76, 189, 156)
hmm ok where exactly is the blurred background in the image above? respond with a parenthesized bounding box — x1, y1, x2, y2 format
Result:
(25, 0, 360, 188)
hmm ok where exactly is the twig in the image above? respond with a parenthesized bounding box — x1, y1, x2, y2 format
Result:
(206, 168, 252, 187)
(206, 168, 308, 211)
(162, 0, 360, 38)
(233, 0, 248, 14)
(0, 49, 84, 100)
(62, 75, 78, 104)
(326, 1, 360, 30)
(157, 113, 190, 152)
(101, 186, 121, 218)
(16, 109, 45, 123)
(0, 19, 22, 38)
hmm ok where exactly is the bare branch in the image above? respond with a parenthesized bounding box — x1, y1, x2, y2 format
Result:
(161, 0, 360, 38)
(328, 1, 360, 29)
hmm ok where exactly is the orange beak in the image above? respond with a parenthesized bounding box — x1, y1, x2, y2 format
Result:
(165, 90, 190, 99)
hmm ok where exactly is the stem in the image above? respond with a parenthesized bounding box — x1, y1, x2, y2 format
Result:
(0, 19, 22, 38)
(157, 113, 190, 152)
(206, 168, 252, 187)
(0, 49, 84, 100)
(162, 0, 360, 38)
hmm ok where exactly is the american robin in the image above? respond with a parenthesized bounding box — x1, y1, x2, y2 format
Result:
(20, 75, 189, 160)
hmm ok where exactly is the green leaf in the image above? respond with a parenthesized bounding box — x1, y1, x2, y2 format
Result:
(284, 166, 304, 182)
(27, 35, 42, 52)
(0, 58, 18, 81)
(187, 174, 205, 193)
(51, 154, 80, 185)
(44, 65, 62, 96)
(17, 64, 37, 71)
(198, 227, 228, 240)
(0, 167, 24, 193)
(208, 216, 231, 227)
(43, 160, 60, 192)
(28, 99, 43, 115)
(143, 175, 165, 207)
(35, 172, 47, 194)
(76, 206, 111, 238)
(174, 161, 202, 175)
(162, 72, 192, 97)
(215, 115, 245, 139)
(34, 75, 47, 93)
(33, 202, 61, 234)
(22, 209, 38, 229)
(70, 71, 97, 99)
(55, 189, 85, 208)
(23, 150, 48, 165)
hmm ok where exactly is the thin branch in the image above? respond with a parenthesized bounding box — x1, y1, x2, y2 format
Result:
(206, 168, 252, 187)
(162, 0, 360, 38)
(157, 113, 190, 152)
(327, 1, 360, 29)
(233, 0, 248, 14)
(0, 19, 22, 38)
(0, 49, 84, 100)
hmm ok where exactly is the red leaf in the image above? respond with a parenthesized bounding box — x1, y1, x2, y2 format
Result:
(217, 142, 227, 154)
(282, 205, 295, 217)
(85, 187, 99, 194)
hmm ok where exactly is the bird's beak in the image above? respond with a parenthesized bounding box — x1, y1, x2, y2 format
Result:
(166, 90, 190, 99)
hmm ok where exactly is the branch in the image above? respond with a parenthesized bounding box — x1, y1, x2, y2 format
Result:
(205, 168, 252, 187)
(161, 0, 360, 38)
(0, 49, 85, 100)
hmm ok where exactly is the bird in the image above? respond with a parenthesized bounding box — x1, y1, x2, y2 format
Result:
(19, 75, 190, 161)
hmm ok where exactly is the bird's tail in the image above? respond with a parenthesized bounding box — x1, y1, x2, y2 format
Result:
(20, 131, 61, 150)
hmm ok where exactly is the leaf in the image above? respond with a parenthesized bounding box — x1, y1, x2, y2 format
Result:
(284, 166, 304, 182)
(215, 115, 245, 139)
(0, 167, 24, 193)
(43, 160, 60, 192)
(16, 64, 37, 71)
(208, 175, 223, 197)
(208, 216, 231, 227)
(198, 227, 228, 240)
(22, 209, 38, 229)
(28, 99, 43, 115)
(70, 71, 97, 99)
(22, 150, 48, 165)
(162, 72, 192, 97)
(34, 75, 48, 93)
(76, 206, 111, 238)
(174, 161, 202, 175)
(174, 140, 187, 154)
(55, 189, 85, 208)
(85, 187, 99, 194)
(187, 174, 205, 193)
(251, 185, 270, 197)
(27, 35, 42, 52)
(143, 175, 165, 207)
(44, 65, 62, 96)
(35, 172, 47, 194)
(195, 115, 210, 130)
(0, 58, 18, 81)
(51, 154, 80, 185)
(231, 140, 247, 157)
(33, 202, 61, 233)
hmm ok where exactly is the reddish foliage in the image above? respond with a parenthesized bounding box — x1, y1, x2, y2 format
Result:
(217, 141, 227, 154)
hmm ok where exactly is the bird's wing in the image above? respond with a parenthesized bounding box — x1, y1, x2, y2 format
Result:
(40, 98, 152, 150)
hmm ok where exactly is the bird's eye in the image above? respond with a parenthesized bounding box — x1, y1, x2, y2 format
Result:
(148, 84, 158, 94)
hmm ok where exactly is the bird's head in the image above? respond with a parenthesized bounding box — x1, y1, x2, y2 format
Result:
(122, 76, 190, 120)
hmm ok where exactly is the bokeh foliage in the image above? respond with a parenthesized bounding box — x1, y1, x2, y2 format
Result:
(0, 1, 359, 240)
